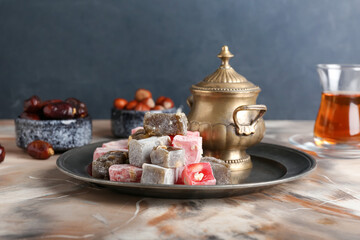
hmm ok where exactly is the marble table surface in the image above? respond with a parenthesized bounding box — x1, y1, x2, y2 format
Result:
(1, 120, 360, 240)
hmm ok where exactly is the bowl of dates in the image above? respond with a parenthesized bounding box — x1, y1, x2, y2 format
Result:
(15, 96, 92, 152)
(111, 89, 177, 138)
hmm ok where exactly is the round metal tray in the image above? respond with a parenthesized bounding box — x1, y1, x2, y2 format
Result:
(56, 142, 316, 199)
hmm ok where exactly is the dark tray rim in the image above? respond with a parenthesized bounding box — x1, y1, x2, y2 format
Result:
(56, 141, 316, 191)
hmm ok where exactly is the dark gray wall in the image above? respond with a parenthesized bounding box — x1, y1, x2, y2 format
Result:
(1, 0, 360, 119)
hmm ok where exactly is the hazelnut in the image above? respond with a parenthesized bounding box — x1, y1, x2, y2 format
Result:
(142, 97, 155, 108)
(135, 89, 152, 102)
(113, 98, 128, 110)
(134, 102, 150, 111)
(162, 98, 174, 109)
(125, 100, 138, 110)
(152, 105, 165, 110)
(155, 96, 166, 105)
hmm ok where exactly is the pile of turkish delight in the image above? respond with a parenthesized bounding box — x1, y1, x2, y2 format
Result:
(92, 112, 231, 185)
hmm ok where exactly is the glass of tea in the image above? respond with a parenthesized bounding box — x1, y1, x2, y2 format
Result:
(314, 64, 360, 148)
(289, 64, 360, 158)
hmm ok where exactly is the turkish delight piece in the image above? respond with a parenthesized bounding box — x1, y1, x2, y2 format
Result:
(175, 166, 185, 184)
(187, 131, 200, 137)
(201, 156, 231, 185)
(143, 112, 188, 136)
(128, 128, 150, 141)
(93, 147, 128, 161)
(172, 135, 202, 165)
(129, 136, 171, 167)
(102, 139, 129, 149)
(131, 126, 144, 134)
(182, 162, 216, 186)
(150, 146, 185, 168)
(140, 163, 175, 184)
(109, 164, 143, 183)
(92, 151, 129, 180)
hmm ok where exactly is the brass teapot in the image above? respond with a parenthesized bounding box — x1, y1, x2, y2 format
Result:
(187, 46, 267, 171)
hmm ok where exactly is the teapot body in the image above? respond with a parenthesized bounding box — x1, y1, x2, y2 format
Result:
(188, 90, 266, 171)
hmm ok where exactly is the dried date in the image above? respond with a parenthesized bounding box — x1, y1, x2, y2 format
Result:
(43, 102, 75, 119)
(20, 112, 41, 120)
(42, 99, 63, 106)
(0, 144, 5, 163)
(65, 98, 88, 118)
(27, 140, 54, 160)
(23, 95, 42, 113)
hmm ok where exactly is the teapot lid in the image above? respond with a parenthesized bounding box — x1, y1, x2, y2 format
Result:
(192, 46, 260, 93)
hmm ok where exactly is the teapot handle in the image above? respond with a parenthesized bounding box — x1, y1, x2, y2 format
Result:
(187, 95, 194, 108)
(233, 104, 267, 136)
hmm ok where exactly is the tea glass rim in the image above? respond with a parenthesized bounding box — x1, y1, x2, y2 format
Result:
(317, 64, 360, 70)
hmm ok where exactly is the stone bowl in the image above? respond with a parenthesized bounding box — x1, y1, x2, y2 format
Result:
(15, 116, 92, 152)
(111, 108, 177, 138)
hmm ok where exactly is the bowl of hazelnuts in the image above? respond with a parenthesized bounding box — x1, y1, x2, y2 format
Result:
(111, 88, 177, 138)
(15, 95, 92, 152)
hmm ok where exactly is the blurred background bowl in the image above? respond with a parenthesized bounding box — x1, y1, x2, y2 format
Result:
(15, 116, 92, 152)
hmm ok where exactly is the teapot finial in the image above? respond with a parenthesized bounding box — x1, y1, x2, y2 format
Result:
(217, 45, 234, 69)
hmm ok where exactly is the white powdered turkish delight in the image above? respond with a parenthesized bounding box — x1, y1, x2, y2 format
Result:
(143, 112, 188, 136)
(150, 146, 185, 168)
(92, 151, 129, 180)
(200, 156, 231, 185)
(129, 136, 171, 167)
(140, 163, 175, 184)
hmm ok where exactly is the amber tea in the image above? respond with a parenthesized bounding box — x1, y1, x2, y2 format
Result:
(314, 91, 360, 144)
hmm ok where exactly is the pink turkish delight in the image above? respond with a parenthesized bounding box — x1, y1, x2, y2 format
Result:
(187, 131, 200, 137)
(93, 147, 128, 161)
(172, 135, 202, 165)
(102, 139, 128, 149)
(109, 164, 143, 183)
(131, 126, 144, 134)
(182, 162, 216, 186)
